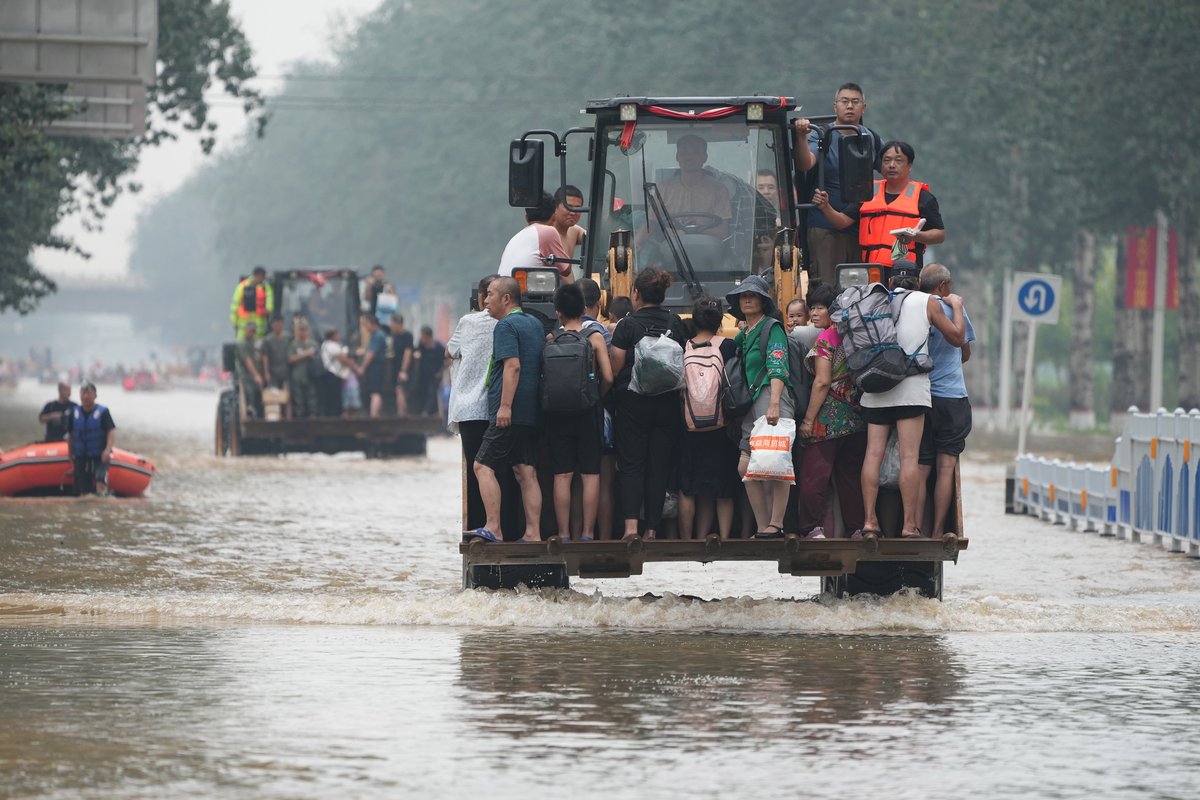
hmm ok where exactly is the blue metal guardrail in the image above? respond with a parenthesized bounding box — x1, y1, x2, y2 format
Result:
(1012, 407, 1200, 558)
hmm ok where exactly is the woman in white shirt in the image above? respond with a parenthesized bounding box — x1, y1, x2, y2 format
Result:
(446, 275, 500, 531)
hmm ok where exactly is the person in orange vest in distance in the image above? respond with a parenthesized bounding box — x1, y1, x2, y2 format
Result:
(811, 140, 945, 273)
(230, 266, 275, 340)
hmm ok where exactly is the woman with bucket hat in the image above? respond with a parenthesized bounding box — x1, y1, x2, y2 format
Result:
(726, 275, 795, 538)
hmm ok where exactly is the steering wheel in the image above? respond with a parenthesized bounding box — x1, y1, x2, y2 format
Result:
(671, 211, 723, 233)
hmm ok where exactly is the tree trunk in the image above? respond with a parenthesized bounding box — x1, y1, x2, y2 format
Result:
(1175, 209, 1200, 410)
(1111, 230, 1141, 414)
(1069, 228, 1096, 428)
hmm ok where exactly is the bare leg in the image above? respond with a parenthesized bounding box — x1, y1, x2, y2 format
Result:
(716, 497, 734, 538)
(917, 463, 933, 522)
(895, 415, 926, 534)
(598, 455, 616, 540)
(369, 393, 382, 418)
(395, 386, 408, 416)
(580, 473, 599, 538)
(860, 423, 890, 532)
(694, 495, 715, 538)
(569, 475, 583, 539)
(514, 464, 543, 542)
(473, 461, 503, 537)
(932, 453, 958, 536)
(553, 473, 573, 538)
(769, 480, 790, 530)
(740, 451, 771, 531)
(678, 493, 696, 540)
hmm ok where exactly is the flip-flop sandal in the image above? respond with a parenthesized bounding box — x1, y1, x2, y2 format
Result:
(578, 535, 594, 541)
(462, 528, 498, 543)
(753, 525, 786, 540)
(901, 528, 924, 540)
(851, 529, 881, 541)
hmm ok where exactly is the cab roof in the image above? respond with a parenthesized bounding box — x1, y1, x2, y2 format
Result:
(586, 96, 796, 112)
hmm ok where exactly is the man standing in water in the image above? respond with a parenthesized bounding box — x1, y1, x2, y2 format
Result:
(465, 276, 545, 543)
(66, 381, 116, 496)
(38, 381, 77, 442)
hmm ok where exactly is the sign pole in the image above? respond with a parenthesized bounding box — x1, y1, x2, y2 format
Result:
(1010, 271, 1061, 454)
(998, 270, 1013, 431)
(1017, 320, 1038, 455)
(1150, 209, 1168, 411)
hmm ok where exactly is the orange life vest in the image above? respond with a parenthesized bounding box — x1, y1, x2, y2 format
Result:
(236, 280, 267, 318)
(859, 179, 927, 266)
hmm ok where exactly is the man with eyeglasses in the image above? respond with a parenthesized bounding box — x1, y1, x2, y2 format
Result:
(793, 83, 883, 286)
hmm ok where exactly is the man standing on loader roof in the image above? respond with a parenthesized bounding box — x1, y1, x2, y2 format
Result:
(794, 82, 884, 286)
(230, 266, 275, 341)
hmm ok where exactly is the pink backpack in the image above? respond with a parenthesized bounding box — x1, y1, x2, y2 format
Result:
(682, 336, 728, 432)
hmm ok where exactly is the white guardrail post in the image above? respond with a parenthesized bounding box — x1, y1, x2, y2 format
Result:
(1013, 407, 1200, 559)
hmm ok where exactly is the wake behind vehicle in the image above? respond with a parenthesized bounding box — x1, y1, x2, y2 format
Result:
(460, 95, 968, 598)
(216, 267, 441, 457)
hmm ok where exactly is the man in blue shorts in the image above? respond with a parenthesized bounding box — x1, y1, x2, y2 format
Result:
(917, 263, 976, 537)
(466, 276, 546, 543)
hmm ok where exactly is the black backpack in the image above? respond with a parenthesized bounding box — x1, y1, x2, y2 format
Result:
(541, 329, 600, 412)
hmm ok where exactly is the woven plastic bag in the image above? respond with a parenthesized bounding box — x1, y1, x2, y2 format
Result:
(629, 333, 685, 395)
(743, 416, 797, 484)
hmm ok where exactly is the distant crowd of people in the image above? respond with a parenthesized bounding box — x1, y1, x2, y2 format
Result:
(230, 265, 446, 420)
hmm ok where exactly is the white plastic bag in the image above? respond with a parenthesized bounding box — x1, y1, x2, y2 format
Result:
(743, 416, 796, 483)
(878, 429, 900, 488)
(629, 333, 685, 395)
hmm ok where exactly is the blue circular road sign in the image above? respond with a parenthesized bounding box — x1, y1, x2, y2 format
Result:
(1017, 278, 1057, 317)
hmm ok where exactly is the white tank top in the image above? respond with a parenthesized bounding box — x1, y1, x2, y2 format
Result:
(860, 289, 932, 409)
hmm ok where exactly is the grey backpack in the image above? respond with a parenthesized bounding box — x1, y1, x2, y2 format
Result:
(831, 284, 932, 394)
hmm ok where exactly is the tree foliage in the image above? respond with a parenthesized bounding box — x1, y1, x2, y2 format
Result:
(128, 0, 1200, 411)
(0, 0, 265, 314)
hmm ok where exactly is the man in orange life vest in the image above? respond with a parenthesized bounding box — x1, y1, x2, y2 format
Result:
(811, 140, 944, 273)
(230, 266, 276, 340)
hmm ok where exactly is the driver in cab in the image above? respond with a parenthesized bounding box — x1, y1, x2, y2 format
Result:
(656, 134, 731, 239)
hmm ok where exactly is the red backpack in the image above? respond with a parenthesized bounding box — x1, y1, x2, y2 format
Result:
(682, 336, 728, 432)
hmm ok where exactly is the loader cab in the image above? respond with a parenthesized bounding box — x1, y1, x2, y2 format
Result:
(273, 268, 362, 350)
(509, 96, 804, 317)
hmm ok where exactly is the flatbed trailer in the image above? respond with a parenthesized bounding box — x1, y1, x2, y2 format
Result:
(461, 464, 967, 599)
(231, 415, 443, 456)
(461, 533, 967, 599)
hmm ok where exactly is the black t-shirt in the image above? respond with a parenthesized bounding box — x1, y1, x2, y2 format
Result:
(414, 341, 445, 387)
(392, 330, 414, 372)
(40, 400, 77, 442)
(610, 306, 689, 391)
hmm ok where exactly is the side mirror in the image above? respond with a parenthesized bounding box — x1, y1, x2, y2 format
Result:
(838, 133, 875, 203)
(509, 138, 544, 207)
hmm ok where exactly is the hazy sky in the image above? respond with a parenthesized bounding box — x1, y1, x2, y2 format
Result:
(33, 0, 384, 282)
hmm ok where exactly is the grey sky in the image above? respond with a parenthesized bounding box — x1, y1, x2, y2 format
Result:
(33, 0, 383, 281)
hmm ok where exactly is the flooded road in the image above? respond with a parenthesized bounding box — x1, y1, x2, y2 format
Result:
(2, 380, 1199, 799)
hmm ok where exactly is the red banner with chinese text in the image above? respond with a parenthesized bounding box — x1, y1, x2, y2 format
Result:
(1125, 226, 1178, 309)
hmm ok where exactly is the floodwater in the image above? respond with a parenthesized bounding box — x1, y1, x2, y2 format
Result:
(2, 379, 1198, 799)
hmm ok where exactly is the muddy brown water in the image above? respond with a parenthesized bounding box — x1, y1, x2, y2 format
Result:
(2, 380, 1198, 799)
